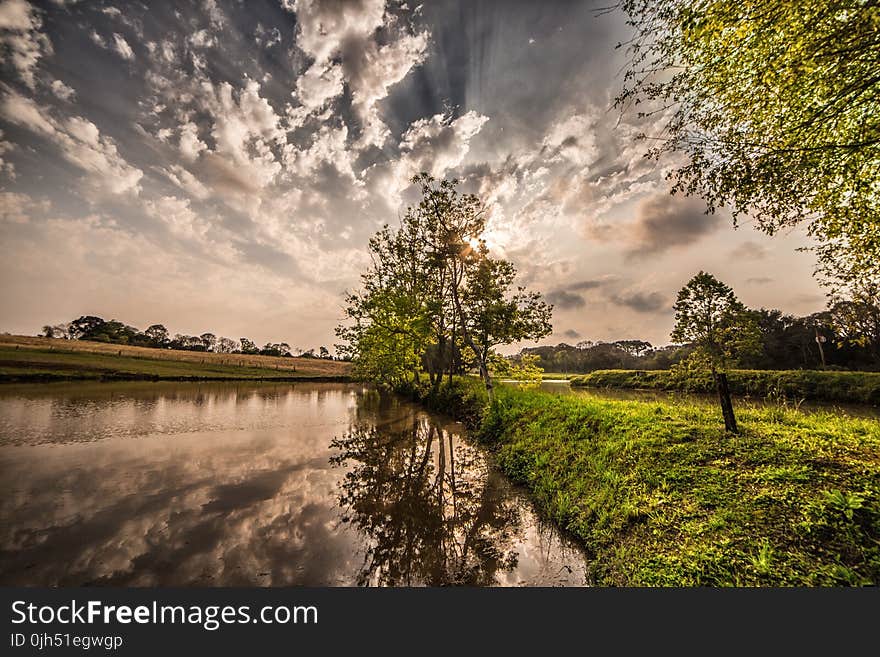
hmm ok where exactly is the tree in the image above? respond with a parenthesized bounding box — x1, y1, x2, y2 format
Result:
(199, 333, 217, 352)
(319, 346, 330, 359)
(458, 250, 552, 398)
(239, 338, 259, 355)
(40, 324, 68, 339)
(215, 337, 240, 354)
(67, 315, 106, 340)
(616, 1, 880, 293)
(144, 324, 170, 347)
(671, 272, 760, 433)
(337, 174, 553, 396)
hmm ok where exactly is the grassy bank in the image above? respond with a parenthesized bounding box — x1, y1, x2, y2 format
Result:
(400, 378, 880, 585)
(0, 335, 352, 382)
(570, 369, 880, 405)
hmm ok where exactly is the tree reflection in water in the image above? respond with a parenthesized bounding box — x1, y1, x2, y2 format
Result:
(330, 399, 523, 586)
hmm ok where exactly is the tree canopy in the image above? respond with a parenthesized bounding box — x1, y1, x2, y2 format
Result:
(616, 0, 880, 293)
(337, 174, 553, 395)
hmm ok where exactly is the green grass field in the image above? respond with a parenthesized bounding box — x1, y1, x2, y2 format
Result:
(0, 336, 352, 382)
(401, 378, 880, 586)
(570, 368, 880, 405)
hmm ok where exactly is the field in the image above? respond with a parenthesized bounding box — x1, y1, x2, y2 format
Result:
(0, 335, 352, 382)
(570, 368, 880, 405)
(401, 378, 880, 586)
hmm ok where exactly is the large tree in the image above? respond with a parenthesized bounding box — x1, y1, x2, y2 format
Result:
(338, 174, 553, 396)
(671, 272, 759, 433)
(616, 1, 880, 292)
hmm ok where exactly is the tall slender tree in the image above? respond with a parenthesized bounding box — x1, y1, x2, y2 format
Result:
(671, 272, 760, 433)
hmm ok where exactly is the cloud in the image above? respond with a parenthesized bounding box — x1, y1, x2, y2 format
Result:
(567, 278, 610, 292)
(50, 79, 76, 101)
(608, 290, 668, 313)
(0, 191, 49, 223)
(541, 113, 598, 169)
(285, 0, 429, 148)
(0, 129, 14, 178)
(728, 240, 768, 261)
(394, 110, 488, 180)
(294, 62, 344, 112)
(588, 193, 723, 258)
(0, 89, 142, 195)
(563, 328, 581, 339)
(161, 164, 210, 200)
(178, 122, 207, 161)
(0, 0, 52, 88)
(545, 289, 586, 310)
(112, 33, 134, 60)
(746, 276, 773, 285)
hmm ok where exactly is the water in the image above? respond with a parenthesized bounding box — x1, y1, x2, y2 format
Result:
(0, 382, 589, 586)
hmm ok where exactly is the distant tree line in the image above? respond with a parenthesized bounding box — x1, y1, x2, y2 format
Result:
(39, 315, 338, 360)
(514, 304, 880, 374)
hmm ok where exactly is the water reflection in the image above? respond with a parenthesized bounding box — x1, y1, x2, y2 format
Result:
(0, 382, 588, 586)
(332, 413, 522, 585)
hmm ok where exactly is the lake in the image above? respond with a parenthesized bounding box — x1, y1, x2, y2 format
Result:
(0, 382, 589, 586)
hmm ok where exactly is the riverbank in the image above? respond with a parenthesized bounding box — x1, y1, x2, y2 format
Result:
(0, 336, 352, 383)
(570, 369, 880, 405)
(399, 378, 880, 585)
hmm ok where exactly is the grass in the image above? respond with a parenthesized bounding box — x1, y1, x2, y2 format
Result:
(570, 368, 880, 405)
(0, 335, 352, 382)
(401, 377, 880, 586)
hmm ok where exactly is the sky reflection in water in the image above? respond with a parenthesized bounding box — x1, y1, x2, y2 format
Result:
(0, 382, 588, 586)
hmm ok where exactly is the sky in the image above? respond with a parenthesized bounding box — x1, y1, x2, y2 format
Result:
(0, 0, 825, 352)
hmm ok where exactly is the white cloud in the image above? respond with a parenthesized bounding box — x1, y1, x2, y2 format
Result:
(112, 33, 134, 60)
(0, 90, 143, 195)
(294, 62, 344, 112)
(0, 129, 14, 178)
(178, 121, 207, 161)
(286, 0, 385, 65)
(0, 0, 52, 88)
(542, 113, 598, 168)
(187, 29, 215, 49)
(346, 30, 429, 148)
(89, 31, 106, 48)
(166, 165, 210, 200)
(49, 79, 76, 101)
(285, 0, 429, 148)
(397, 111, 489, 179)
(143, 195, 211, 241)
(284, 122, 356, 181)
(0, 191, 49, 224)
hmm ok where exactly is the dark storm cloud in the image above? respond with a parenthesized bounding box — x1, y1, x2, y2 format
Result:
(563, 328, 581, 339)
(608, 291, 668, 313)
(545, 289, 586, 309)
(625, 193, 724, 258)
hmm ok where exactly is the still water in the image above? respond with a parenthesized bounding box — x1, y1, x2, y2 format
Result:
(0, 382, 588, 586)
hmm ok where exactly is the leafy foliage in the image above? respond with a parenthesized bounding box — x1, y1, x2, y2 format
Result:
(616, 0, 880, 294)
(337, 175, 552, 392)
(671, 272, 760, 370)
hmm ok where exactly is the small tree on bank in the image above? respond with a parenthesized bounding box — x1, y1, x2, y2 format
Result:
(671, 272, 759, 433)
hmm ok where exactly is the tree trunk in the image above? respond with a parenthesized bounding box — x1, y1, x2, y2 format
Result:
(451, 287, 493, 401)
(713, 370, 738, 434)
